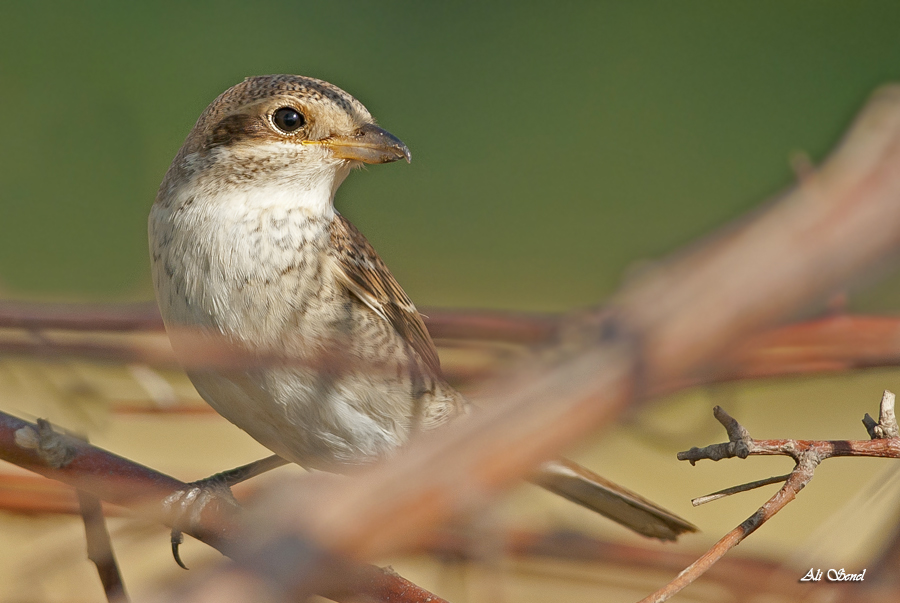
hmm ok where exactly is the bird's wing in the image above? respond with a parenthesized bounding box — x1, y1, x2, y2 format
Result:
(329, 218, 696, 541)
(329, 213, 443, 375)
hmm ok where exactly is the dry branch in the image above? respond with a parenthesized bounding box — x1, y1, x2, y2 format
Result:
(149, 85, 900, 599)
(0, 410, 446, 603)
(6, 305, 900, 396)
(642, 392, 900, 601)
(639, 456, 818, 603)
(78, 488, 128, 602)
(0, 301, 163, 332)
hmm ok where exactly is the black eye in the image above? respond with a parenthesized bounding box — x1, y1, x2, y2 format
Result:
(272, 107, 306, 132)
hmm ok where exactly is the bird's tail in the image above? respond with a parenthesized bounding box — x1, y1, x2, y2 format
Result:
(530, 458, 697, 541)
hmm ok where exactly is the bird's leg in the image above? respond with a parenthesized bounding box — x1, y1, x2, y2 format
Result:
(166, 454, 289, 568)
(205, 454, 290, 487)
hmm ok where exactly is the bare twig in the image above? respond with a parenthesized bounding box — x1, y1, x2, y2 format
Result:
(678, 406, 900, 467)
(7, 302, 900, 393)
(9, 303, 900, 405)
(647, 390, 900, 601)
(77, 488, 128, 603)
(690, 474, 790, 506)
(0, 300, 554, 342)
(639, 454, 819, 603)
(0, 301, 163, 331)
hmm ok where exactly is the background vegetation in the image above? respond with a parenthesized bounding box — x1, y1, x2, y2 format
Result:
(3, 2, 900, 311)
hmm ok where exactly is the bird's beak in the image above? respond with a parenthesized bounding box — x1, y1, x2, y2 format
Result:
(314, 123, 412, 164)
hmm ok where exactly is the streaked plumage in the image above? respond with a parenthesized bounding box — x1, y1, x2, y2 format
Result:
(149, 74, 695, 540)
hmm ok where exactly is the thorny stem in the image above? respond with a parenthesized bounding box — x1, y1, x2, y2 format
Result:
(644, 391, 900, 602)
(639, 454, 819, 603)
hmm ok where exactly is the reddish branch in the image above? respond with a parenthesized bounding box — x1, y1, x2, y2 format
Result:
(420, 528, 835, 600)
(641, 393, 900, 602)
(0, 411, 447, 603)
(5, 304, 900, 395)
(0, 299, 556, 342)
(654, 314, 900, 395)
(0, 471, 816, 600)
(0, 301, 163, 332)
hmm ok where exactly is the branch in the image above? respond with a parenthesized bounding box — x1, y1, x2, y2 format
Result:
(0, 299, 556, 343)
(0, 301, 163, 331)
(678, 405, 900, 465)
(78, 488, 128, 603)
(641, 450, 819, 603)
(0, 410, 446, 603)
(7, 303, 900, 395)
(641, 390, 900, 601)
(654, 314, 900, 395)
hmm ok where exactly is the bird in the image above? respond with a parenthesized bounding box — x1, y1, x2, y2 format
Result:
(149, 74, 696, 543)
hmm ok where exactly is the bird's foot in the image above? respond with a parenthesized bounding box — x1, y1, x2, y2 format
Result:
(162, 456, 287, 568)
(163, 474, 239, 569)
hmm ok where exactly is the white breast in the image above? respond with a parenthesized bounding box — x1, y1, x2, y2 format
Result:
(149, 149, 348, 347)
(148, 153, 408, 467)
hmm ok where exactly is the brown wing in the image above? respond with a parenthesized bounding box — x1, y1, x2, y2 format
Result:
(329, 214, 442, 375)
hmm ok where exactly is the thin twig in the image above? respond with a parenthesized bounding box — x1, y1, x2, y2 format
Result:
(639, 454, 819, 603)
(649, 390, 900, 601)
(77, 488, 128, 603)
(691, 474, 790, 506)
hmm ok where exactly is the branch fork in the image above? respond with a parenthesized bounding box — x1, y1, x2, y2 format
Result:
(642, 390, 900, 602)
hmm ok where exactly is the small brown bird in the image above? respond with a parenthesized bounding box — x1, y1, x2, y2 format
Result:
(149, 74, 695, 541)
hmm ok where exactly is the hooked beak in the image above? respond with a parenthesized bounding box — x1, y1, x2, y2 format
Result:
(313, 123, 411, 164)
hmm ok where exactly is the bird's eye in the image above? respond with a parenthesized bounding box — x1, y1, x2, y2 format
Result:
(272, 107, 306, 133)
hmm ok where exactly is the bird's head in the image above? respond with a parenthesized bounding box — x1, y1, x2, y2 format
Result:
(157, 74, 410, 209)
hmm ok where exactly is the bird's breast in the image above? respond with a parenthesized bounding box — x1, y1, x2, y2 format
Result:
(150, 188, 344, 355)
(149, 189, 442, 467)
(150, 184, 469, 469)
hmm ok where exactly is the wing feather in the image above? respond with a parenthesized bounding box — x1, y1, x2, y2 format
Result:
(328, 214, 442, 375)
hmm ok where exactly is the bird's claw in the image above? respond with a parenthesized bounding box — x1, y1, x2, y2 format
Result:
(163, 475, 238, 569)
(171, 529, 187, 569)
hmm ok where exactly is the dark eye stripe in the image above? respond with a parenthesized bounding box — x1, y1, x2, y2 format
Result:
(207, 113, 265, 147)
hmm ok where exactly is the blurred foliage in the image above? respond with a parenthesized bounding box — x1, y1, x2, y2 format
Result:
(1, 2, 900, 311)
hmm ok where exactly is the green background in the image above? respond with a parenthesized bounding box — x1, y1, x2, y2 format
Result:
(2, 2, 900, 312)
